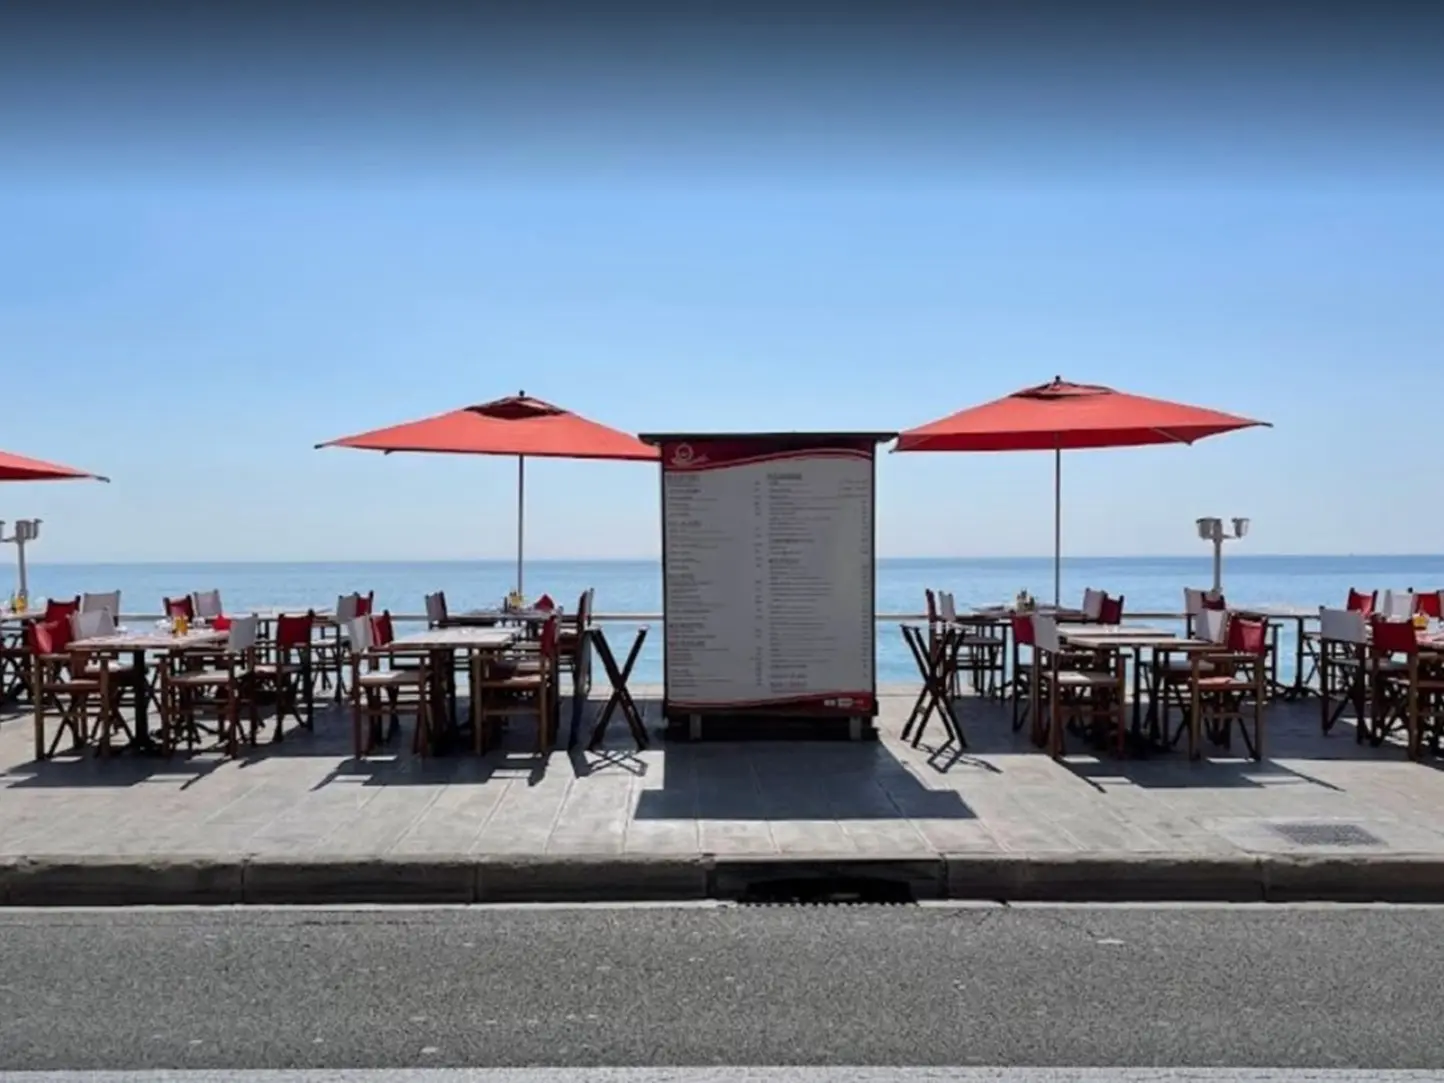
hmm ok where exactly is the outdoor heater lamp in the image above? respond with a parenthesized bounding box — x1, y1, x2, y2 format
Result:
(1196, 516, 1249, 594)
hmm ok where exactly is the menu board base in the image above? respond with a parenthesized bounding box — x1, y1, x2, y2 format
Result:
(662, 711, 879, 743)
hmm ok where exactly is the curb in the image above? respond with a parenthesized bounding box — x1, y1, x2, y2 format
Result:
(3, 852, 1444, 907)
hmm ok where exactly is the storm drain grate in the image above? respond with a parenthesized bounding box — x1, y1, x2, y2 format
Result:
(1270, 822, 1384, 848)
(736, 877, 918, 906)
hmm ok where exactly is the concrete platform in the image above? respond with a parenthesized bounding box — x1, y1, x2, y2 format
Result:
(2, 684, 1443, 904)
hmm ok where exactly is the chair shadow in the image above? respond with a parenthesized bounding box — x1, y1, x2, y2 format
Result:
(0, 752, 227, 790)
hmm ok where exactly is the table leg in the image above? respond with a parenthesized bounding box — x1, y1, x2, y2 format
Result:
(131, 650, 157, 750)
(588, 627, 649, 751)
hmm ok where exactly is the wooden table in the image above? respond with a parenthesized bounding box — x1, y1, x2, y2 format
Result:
(68, 628, 229, 750)
(1062, 630, 1211, 736)
(386, 627, 517, 753)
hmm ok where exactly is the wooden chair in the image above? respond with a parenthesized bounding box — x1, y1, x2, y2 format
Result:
(1152, 607, 1230, 746)
(348, 613, 432, 759)
(251, 610, 316, 740)
(27, 618, 131, 759)
(473, 615, 559, 756)
(1183, 588, 1226, 637)
(1186, 614, 1270, 760)
(947, 594, 1006, 700)
(1009, 614, 1035, 732)
(159, 615, 261, 756)
(1347, 588, 1378, 617)
(80, 591, 121, 618)
(1098, 594, 1125, 625)
(1369, 617, 1444, 758)
(1318, 606, 1368, 739)
(163, 595, 194, 620)
(1081, 588, 1106, 622)
(1033, 614, 1127, 759)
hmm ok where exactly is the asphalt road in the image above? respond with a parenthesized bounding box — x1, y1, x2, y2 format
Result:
(2, 903, 1444, 1072)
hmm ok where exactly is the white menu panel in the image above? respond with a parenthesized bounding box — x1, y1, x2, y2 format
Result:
(661, 439, 875, 713)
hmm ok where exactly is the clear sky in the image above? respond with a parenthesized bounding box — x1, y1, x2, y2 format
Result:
(2, 3, 1441, 563)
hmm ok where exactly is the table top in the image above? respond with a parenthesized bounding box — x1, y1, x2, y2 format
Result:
(1230, 604, 1319, 620)
(1061, 624, 1175, 639)
(69, 628, 229, 652)
(1064, 633, 1211, 651)
(387, 627, 517, 650)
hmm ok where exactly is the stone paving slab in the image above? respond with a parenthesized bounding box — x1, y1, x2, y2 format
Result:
(2, 683, 1443, 873)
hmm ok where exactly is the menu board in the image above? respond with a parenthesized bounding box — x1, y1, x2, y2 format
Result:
(659, 436, 878, 716)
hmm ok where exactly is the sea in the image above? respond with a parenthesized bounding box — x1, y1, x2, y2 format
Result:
(18, 555, 1444, 686)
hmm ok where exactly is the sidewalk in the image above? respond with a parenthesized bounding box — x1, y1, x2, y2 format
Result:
(3, 685, 1444, 904)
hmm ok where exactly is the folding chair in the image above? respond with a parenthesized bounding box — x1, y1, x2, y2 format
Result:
(1318, 607, 1368, 738)
(900, 622, 964, 749)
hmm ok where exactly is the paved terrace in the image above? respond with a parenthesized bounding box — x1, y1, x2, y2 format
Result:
(1, 684, 1441, 871)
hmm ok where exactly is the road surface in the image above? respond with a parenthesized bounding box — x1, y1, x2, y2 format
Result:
(1, 903, 1442, 1072)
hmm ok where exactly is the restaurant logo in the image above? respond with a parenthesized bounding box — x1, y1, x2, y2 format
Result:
(669, 443, 706, 467)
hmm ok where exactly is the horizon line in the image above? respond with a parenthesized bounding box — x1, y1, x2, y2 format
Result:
(21, 552, 1444, 568)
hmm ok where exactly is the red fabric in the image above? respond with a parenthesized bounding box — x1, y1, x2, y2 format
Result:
(1346, 589, 1376, 615)
(355, 593, 374, 617)
(26, 617, 72, 655)
(896, 378, 1268, 452)
(275, 613, 312, 648)
(0, 449, 107, 482)
(372, 612, 395, 647)
(210, 615, 232, 632)
(1011, 614, 1035, 646)
(1414, 592, 1441, 619)
(1099, 595, 1125, 625)
(44, 597, 79, 621)
(1203, 594, 1227, 611)
(317, 394, 658, 461)
(534, 594, 556, 611)
(164, 596, 194, 619)
(1226, 616, 1268, 656)
(539, 615, 559, 657)
(1372, 617, 1417, 655)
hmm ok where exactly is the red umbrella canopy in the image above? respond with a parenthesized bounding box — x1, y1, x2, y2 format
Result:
(896, 377, 1269, 452)
(0, 449, 108, 483)
(316, 394, 658, 461)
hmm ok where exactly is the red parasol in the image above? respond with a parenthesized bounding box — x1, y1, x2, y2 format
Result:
(317, 393, 656, 592)
(895, 377, 1269, 601)
(0, 450, 109, 483)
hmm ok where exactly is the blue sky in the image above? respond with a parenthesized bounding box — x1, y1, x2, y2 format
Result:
(2, 8, 1442, 562)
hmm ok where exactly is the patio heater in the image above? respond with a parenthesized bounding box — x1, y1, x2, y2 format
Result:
(1196, 516, 1248, 594)
(0, 519, 41, 603)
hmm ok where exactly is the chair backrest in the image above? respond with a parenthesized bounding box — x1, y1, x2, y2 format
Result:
(225, 615, 259, 653)
(27, 617, 73, 656)
(1347, 588, 1377, 616)
(1226, 615, 1269, 656)
(539, 614, 559, 659)
(1011, 613, 1035, 647)
(336, 593, 361, 624)
(70, 608, 116, 641)
(1382, 590, 1415, 620)
(191, 589, 223, 618)
(355, 591, 375, 617)
(164, 595, 194, 619)
(1319, 606, 1367, 644)
(939, 592, 957, 622)
(1184, 588, 1206, 616)
(1098, 594, 1124, 625)
(424, 591, 448, 626)
(1371, 616, 1417, 656)
(347, 614, 374, 653)
(1031, 614, 1061, 653)
(1082, 588, 1105, 620)
(372, 611, 396, 647)
(924, 589, 938, 623)
(44, 597, 80, 621)
(1198, 607, 1229, 645)
(80, 590, 120, 616)
(1414, 591, 1442, 619)
(275, 611, 315, 650)
(1203, 592, 1227, 611)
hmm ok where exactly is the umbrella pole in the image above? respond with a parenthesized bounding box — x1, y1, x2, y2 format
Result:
(1053, 447, 1061, 606)
(516, 455, 525, 596)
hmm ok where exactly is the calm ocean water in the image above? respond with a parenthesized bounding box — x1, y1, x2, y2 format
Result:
(20, 555, 1444, 685)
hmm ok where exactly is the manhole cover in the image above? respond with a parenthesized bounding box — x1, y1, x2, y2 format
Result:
(1270, 822, 1383, 847)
